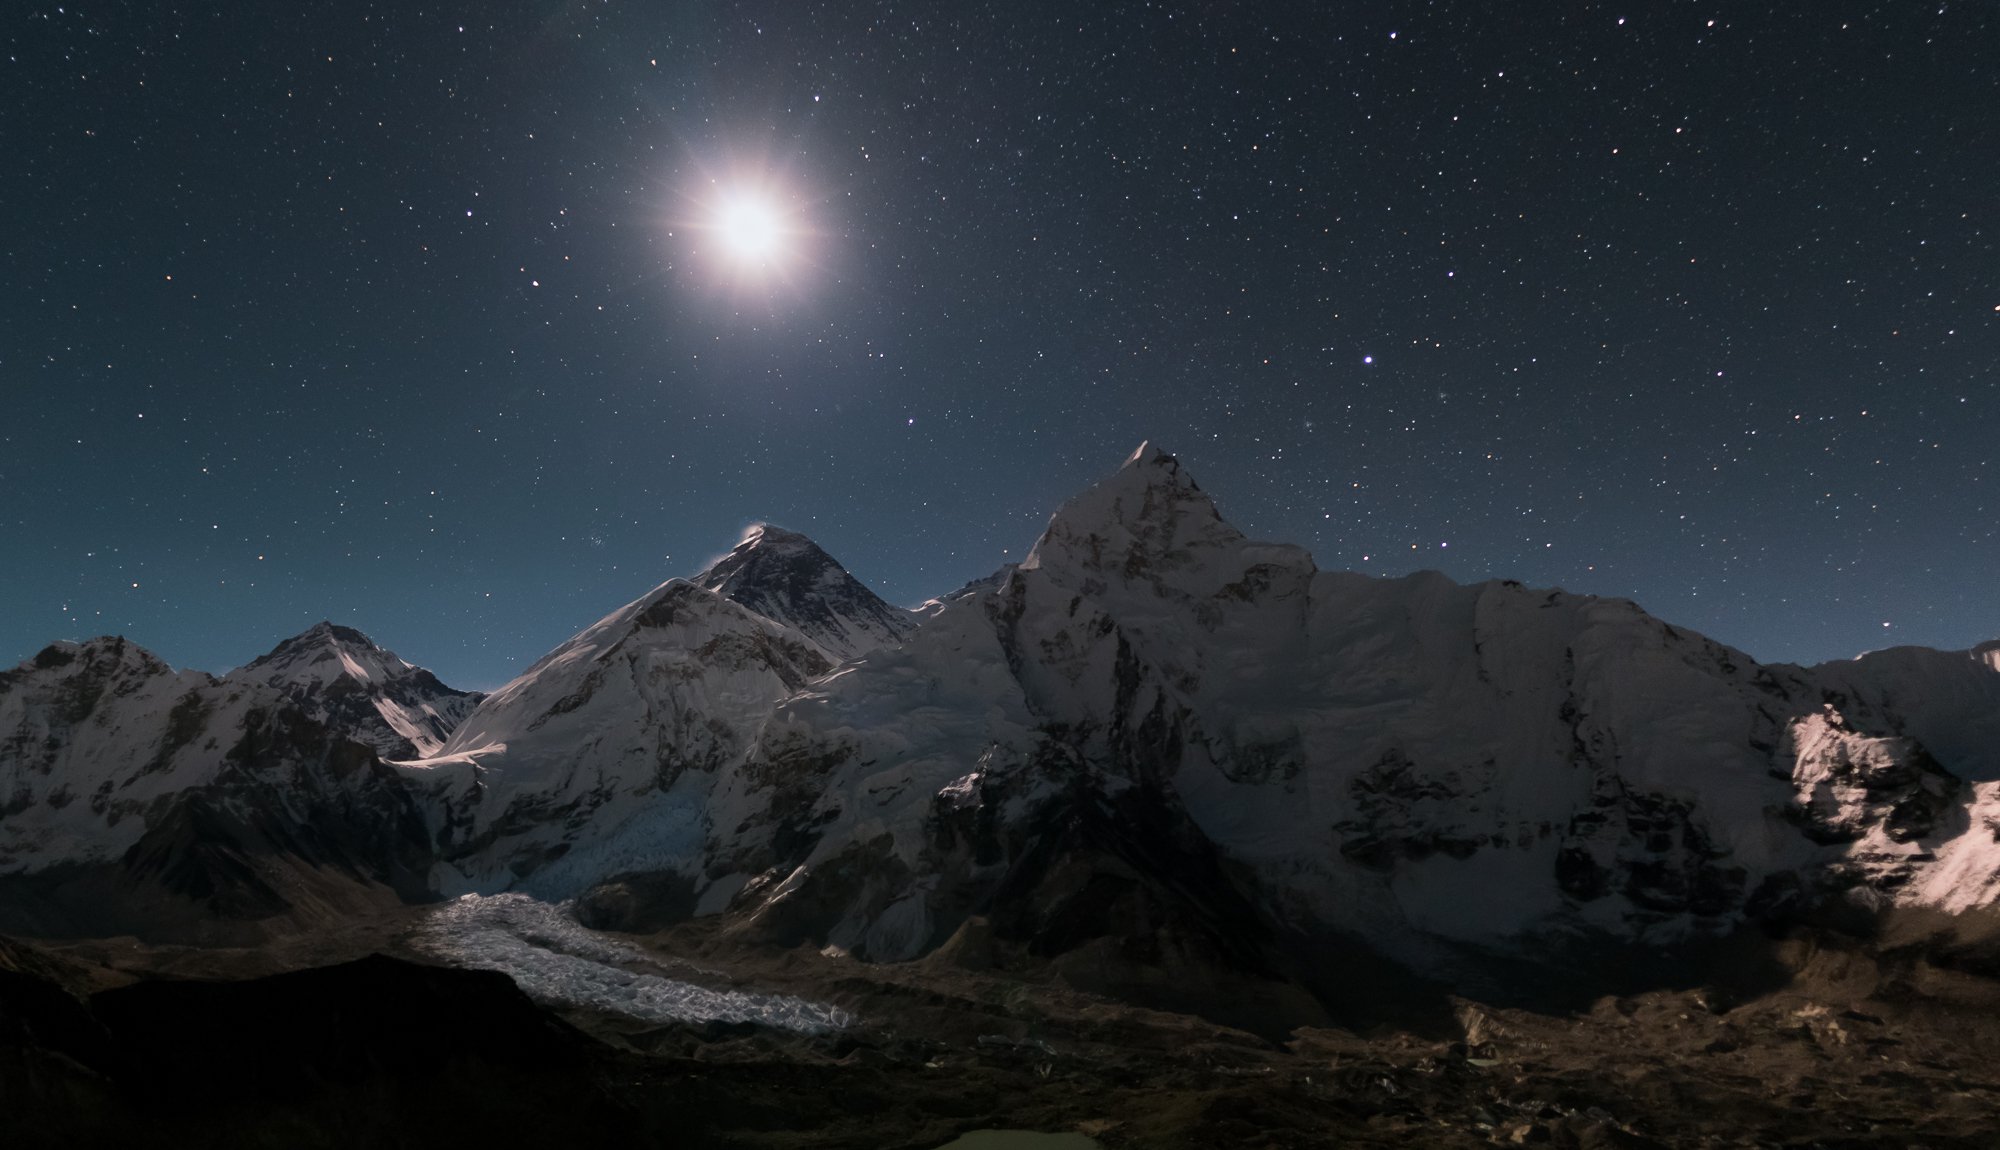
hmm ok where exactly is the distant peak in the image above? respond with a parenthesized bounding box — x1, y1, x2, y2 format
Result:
(292, 620, 381, 650)
(1021, 443, 1234, 579)
(1112, 441, 1199, 497)
(692, 523, 917, 660)
(701, 525, 840, 589)
(1120, 440, 1176, 471)
(23, 636, 168, 675)
(706, 527, 836, 586)
(233, 620, 411, 683)
(736, 522, 819, 552)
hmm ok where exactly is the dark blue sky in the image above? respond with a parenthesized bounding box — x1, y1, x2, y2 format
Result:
(5, 1, 1994, 689)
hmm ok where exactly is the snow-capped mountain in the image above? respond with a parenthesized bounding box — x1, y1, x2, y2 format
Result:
(2, 444, 1996, 976)
(678, 444, 2000, 971)
(0, 629, 465, 936)
(404, 576, 837, 891)
(394, 522, 926, 893)
(225, 622, 483, 759)
(0, 637, 232, 875)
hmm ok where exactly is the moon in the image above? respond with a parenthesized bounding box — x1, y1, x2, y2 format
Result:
(678, 160, 818, 292)
(716, 195, 783, 263)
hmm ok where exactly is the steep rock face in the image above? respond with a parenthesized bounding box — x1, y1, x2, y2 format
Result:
(694, 524, 919, 661)
(225, 622, 482, 759)
(1796, 642, 2000, 912)
(1781, 706, 1962, 890)
(697, 445, 2000, 971)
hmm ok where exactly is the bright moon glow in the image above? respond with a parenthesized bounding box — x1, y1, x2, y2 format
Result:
(684, 165, 815, 290)
(717, 196, 781, 262)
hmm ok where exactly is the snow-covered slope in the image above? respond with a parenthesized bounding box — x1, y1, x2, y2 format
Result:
(686, 444, 2000, 969)
(1806, 642, 2000, 783)
(404, 578, 839, 892)
(225, 622, 482, 759)
(0, 636, 436, 935)
(694, 524, 920, 661)
(0, 624, 483, 935)
(0, 638, 240, 874)
(399, 526, 920, 893)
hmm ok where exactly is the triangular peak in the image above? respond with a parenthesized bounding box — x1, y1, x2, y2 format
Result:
(693, 523, 917, 662)
(1020, 442, 1241, 580)
(1121, 439, 1171, 469)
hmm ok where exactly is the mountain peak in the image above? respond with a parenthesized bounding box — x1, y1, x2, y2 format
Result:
(227, 622, 479, 759)
(737, 522, 817, 552)
(697, 524, 846, 603)
(298, 620, 378, 649)
(1120, 439, 1177, 472)
(1020, 442, 1244, 585)
(695, 524, 916, 661)
(13, 635, 174, 681)
(244, 621, 401, 680)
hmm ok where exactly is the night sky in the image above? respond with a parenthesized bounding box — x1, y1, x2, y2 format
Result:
(5, 2, 1995, 690)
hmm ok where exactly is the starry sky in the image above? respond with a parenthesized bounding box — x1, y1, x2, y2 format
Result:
(5, 1, 1995, 689)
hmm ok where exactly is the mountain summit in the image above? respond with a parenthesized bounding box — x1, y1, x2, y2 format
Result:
(227, 622, 482, 759)
(695, 524, 918, 660)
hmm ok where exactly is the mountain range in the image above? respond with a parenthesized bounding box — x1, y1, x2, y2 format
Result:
(4, 443, 1998, 984)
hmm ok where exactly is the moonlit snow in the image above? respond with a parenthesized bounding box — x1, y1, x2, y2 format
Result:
(415, 893, 850, 1033)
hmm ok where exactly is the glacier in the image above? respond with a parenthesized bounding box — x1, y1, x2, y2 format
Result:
(414, 893, 851, 1033)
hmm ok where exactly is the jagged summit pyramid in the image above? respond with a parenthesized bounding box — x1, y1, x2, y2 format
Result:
(1021, 441, 1257, 596)
(227, 622, 481, 759)
(695, 523, 918, 660)
(236, 622, 405, 684)
(407, 526, 916, 887)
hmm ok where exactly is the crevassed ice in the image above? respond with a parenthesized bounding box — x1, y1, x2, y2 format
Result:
(415, 893, 851, 1034)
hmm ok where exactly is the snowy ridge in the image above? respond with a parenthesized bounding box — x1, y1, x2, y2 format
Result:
(2, 444, 1997, 976)
(0, 625, 468, 913)
(1807, 642, 2000, 782)
(692, 445, 2000, 966)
